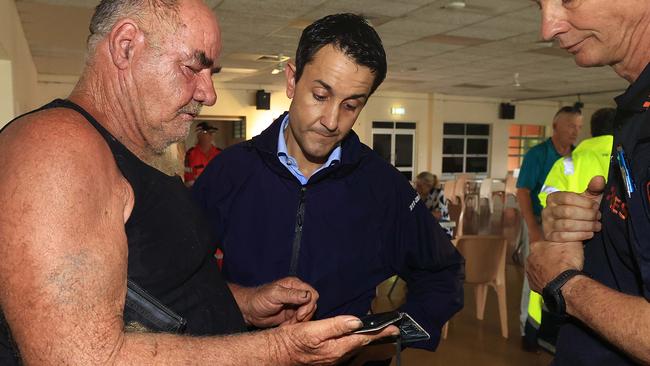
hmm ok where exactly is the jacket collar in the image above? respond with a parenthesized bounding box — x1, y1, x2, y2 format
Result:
(615, 62, 650, 113)
(251, 112, 368, 169)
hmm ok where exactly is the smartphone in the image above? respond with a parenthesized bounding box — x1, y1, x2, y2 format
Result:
(353, 311, 403, 334)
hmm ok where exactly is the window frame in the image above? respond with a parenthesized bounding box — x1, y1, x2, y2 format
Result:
(371, 121, 417, 181)
(441, 122, 491, 177)
(507, 124, 546, 172)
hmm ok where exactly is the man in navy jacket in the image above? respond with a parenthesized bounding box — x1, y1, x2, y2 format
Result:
(193, 13, 464, 357)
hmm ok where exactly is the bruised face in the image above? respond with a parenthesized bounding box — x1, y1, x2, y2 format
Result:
(536, 0, 647, 71)
(284, 44, 375, 166)
(129, 0, 221, 153)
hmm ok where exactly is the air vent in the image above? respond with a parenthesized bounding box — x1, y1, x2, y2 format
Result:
(519, 88, 548, 93)
(454, 83, 491, 89)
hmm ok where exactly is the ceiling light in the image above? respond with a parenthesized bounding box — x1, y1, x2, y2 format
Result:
(445, 1, 466, 9)
(391, 106, 406, 116)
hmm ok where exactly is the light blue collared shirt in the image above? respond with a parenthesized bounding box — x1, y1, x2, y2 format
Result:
(277, 114, 341, 185)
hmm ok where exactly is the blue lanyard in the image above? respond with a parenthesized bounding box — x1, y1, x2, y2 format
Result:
(616, 145, 635, 198)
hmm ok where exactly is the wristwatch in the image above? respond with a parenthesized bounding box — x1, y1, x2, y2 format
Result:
(541, 269, 587, 317)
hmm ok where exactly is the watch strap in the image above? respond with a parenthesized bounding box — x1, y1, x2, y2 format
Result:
(544, 269, 586, 317)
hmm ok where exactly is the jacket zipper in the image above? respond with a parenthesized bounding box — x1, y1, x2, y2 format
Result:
(289, 186, 307, 276)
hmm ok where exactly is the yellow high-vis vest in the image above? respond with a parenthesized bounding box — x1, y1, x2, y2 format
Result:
(528, 134, 613, 325)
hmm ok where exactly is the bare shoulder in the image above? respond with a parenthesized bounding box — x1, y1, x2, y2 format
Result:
(0, 107, 132, 211)
(1, 107, 115, 170)
(0, 108, 134, 363)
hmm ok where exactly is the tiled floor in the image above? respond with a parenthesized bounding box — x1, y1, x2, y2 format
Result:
(370, 196, 554, 366)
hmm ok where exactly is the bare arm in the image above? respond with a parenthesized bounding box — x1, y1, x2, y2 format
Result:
(116, 316, 398, 365)
(526, 176, 650, 361)
(0, 112, 392, 365)
(563, 276, 650, 363)
(516, 188, 543, 243)
(527, 238, 650, 363)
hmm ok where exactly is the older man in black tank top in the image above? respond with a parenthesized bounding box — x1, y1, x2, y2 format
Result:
(0, 1, 397, 364)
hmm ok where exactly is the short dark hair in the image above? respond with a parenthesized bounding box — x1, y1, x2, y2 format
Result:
(554, 105, 582, 119)
(294, 13, 387, 95)
(590, 108, 616, 137)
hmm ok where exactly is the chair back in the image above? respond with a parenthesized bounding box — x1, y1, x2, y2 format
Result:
(453, 175, 468, 203)
(505, 173, 517, 196)
(457, 173, 476, 180)
(479, 178, 492, 199)
(443, 179, 457, 205)
(456, 235, 507, 285)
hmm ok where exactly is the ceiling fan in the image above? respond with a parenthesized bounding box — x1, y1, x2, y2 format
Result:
(440, 1, 492, 13)
(512, 72, 521, 88)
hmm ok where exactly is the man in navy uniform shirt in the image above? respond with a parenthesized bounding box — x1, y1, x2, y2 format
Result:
(528, 0, 650, 364)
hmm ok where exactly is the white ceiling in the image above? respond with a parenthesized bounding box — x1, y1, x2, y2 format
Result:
(15, 0, 627, 104)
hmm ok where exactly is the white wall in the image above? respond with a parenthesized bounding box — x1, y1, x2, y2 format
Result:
(201, 83, 291, 139)
(357, 91, 430, 174)
(0, 60, 14, 125)
(34, 74, 78, 107)
(0, 0, 38, 127)
(33, 76, 609, 179)
(357, 92, 608, 180)
(431, 95, 563, 179)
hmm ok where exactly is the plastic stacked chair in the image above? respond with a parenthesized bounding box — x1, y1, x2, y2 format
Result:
(445, 235, 509, 339)
(443, 179, 458, 206)
(479, 178, 495, 214)
(504, 172, 518, 208)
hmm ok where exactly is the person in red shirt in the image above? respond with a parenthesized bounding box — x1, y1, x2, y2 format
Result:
(184, 122, 221, 187)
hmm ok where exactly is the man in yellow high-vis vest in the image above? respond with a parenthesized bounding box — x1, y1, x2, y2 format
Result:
(529, 108, 616, 353)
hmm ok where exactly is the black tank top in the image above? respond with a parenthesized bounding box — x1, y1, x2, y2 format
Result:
(0, 99, 245, 364)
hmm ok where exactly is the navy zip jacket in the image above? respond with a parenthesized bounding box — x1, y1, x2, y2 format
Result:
(193, 113, 464, 350)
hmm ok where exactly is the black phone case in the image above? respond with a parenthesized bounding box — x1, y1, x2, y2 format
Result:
(354, 311, 430, 344)
(355, 311, 403, 333)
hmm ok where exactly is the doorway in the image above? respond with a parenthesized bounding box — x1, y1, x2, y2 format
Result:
(371, 121, 416, 181)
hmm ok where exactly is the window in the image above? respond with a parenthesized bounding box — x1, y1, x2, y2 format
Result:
(372, 121, 416, 181)
(442, 123, 490, 175)
(232, 119, 246, 139)
(508, 124, 546, 171)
